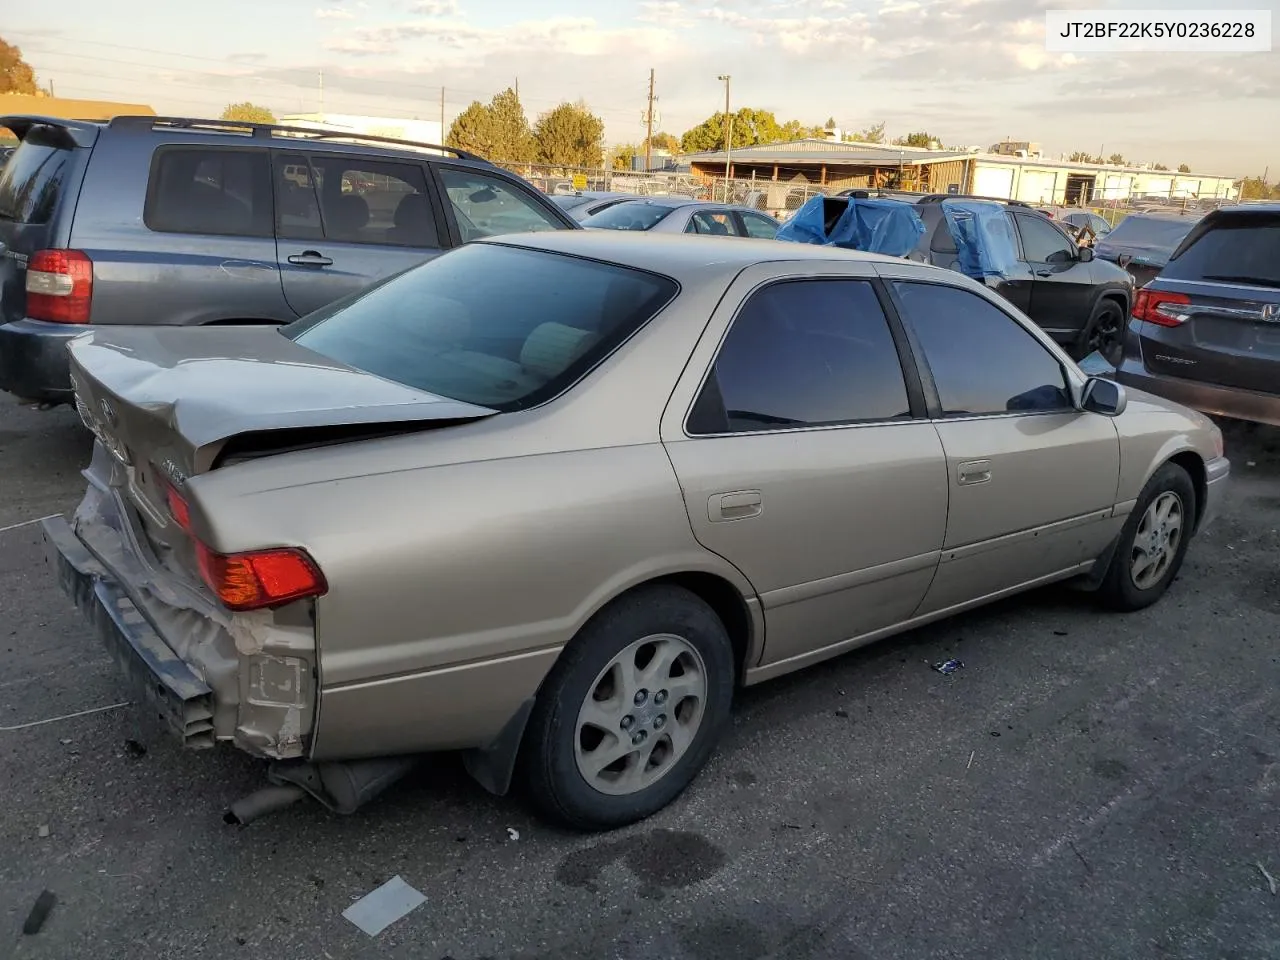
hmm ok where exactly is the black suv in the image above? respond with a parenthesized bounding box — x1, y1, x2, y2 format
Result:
(911, 195, 1135, 361)
(1116, 204, 1280, 427)
(0, 115, 578, 405)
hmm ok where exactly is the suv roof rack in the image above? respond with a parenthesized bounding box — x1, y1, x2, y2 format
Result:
(917, 193, 1033, 208)
(106, 115, 484, 162)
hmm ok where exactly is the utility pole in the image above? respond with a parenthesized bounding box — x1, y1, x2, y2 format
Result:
(440, 87, 445, 142)
(717, 74, 732, 202)
(319, 68, 325, 115)
(644, 68, 656, 171)
(515, 77, 519, 100)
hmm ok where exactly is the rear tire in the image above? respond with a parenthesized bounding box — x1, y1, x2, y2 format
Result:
(519, 585, 735, 831)
(1097, 462, 1196, 612)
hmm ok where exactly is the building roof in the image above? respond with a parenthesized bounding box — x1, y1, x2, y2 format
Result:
(685, 137, 972, 166)
(973, 153, 1238, 181)
(0, 94, 155, 123)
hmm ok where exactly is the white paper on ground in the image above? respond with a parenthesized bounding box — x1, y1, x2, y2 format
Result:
(341, 875, 427, 936)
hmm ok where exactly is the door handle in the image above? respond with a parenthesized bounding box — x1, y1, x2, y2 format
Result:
(287, 251, 333, 267)
(957, 460, 992, 486)
(1035, 269, 1052, 277)
(708, 490, 762, 522)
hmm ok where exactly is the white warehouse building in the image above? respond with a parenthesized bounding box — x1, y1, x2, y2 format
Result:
(968, 155, 1240, 206)
(277, 113, 445, 150)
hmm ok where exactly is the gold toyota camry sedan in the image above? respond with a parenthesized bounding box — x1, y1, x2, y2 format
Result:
(45, 231, 1229, 830)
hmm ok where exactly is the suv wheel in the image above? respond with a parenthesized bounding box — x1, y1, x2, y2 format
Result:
(520, 585, 735, 830)
(1078, 299, 1126, 365)
(1097, 462, 1196, 612)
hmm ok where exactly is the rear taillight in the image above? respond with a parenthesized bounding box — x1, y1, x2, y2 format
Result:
(26, 249, 93, 324)
(196, 543, 327, 611)
(1133, 289, 1191, 327)
(165, 483, 192, 533)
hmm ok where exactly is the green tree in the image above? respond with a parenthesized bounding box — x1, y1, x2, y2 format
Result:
(1069, 151, 1101, 163)
(892, 131, 938, 148)
(610, 143, 638, 171)
(221, 102, 275, 124)
(446, 87, 534, 162)
(533, 101, 604, 168)
(648, 131, 680, 154)
(680, 107, 824, 153)
(1108, 152, 1126, 165)
(1152, 163, 1168, 171)
(0, 36, 39, 95)
(824, 116, 837, 128)
(779, 119, 827, 140)
(1239, 177, 1273, 200)
(1178, 163, 1191, 173)
(844, 121, 885, 144)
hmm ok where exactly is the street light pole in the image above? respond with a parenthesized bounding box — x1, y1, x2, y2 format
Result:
(718, 74, 732, 202)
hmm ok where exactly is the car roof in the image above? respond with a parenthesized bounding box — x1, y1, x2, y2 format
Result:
(480, 230, 907, 283)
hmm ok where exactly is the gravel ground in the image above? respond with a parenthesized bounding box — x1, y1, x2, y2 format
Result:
(0, 401, 1276, 960)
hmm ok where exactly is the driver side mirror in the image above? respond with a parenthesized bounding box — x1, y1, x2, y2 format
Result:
(1077, 246, 1095, 262)
(1081, 376, 1127, 417)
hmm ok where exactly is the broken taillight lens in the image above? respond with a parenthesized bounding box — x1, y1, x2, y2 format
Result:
(196, 543, 327, 611)
(165, 483, 192, 533)
(1133, 289, 1192, 327)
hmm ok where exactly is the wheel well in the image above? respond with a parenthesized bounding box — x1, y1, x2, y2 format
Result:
(634, 572, 754, 682)
(1100, 291, 1129, 315)
(1169, 452, 1207, 528)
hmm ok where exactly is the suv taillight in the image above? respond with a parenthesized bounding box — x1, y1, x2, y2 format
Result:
(26, 249, 93, 324)
(1133, 289, 1191, 327)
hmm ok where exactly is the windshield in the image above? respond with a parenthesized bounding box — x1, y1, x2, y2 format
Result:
(581, 201, 677, 231)
(1161, 213, 1280, 287)
(284, 243, 678, 411)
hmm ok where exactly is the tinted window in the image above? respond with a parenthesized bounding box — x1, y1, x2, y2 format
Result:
(0, 135, 72, 224)
(893, 281, 1071, 416)
(285, 244, 676, 411)
(275, 154, 438, 248)
(145, 147, 272, 237)
(438, 168, 563, 242)
(549, 195, 593, 212)
(689, 280, 910, 434)
(581, 201, 675, 231)
(740, 212, 779, 239)
(688, 210, 738, 235)
(1161, 212, 1280, 287)
(1015, 213, 1076, 263)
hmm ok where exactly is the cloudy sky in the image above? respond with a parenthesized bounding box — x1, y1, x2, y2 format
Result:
(8, 0, 1278, 176)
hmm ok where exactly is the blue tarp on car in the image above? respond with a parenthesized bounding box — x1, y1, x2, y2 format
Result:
(775, 196, 925, 257)
(938, 200, 1020, 279)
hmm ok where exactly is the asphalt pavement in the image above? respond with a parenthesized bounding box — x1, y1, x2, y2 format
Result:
(0, 400, 1277, 960)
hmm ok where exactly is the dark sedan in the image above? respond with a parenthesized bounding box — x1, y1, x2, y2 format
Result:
(1094, 213, 1201, 289)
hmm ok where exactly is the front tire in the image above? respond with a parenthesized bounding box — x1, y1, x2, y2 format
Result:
(519, 585, 735, 830)
(1097, 462, 1196, 612)
(1077, 299, 1126, 366)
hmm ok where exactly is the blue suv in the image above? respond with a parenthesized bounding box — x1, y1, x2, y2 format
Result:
(0, 115, 578, 405)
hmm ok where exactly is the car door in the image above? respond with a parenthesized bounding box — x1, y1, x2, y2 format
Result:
(687, 210, 740, 236)
(736, 210, 781, 239)
(879, 271, 1122, 616)
(273, 152, 447, 317)
(1013, 211, 1098, 339)
(433, 165, 570, 243)
(660, 266, 948, 673)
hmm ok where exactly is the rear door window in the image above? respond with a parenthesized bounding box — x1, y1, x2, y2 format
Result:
(738, 211, 779, 239)
(0, 134, 74, 224)
(275, 153, 439, 248)
(688, 210, 738, 235)
(145, 147, 273, 237)
(1161, 213, 1280, 287)
(436, 167, 564, 242)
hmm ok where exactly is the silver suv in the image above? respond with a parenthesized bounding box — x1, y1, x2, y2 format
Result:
(0, 115, 578, 405)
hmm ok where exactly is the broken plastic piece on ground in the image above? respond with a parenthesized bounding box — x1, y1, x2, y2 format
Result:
(933, 658, 965, 676)
(507, 826, 521, 841)
(22, 890, 56, 935)
(342, 875, 427, 936)
(1077, 350, 1117, 376)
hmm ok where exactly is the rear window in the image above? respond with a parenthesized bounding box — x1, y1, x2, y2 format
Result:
(0, 134, 73, 224)
(144, 146, 273, 238)
(283, 243, 678, 411)
(1161, 212, 1280, 288)
(1097, 215, 1197, 262)
(581, 202, 676, 231)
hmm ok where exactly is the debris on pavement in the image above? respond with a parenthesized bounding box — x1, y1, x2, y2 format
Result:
(834, 709, 850, 719)
(966, 751, 975, 771)
(123, 739, 147, 758)
(933, 658, 964, 676)
(1257, 861, 1277, 896)
(22, 890, 56, 935)
(507, 827, 521, 841)
(37, 825, 49, 838)
(341, 876, 426, 936)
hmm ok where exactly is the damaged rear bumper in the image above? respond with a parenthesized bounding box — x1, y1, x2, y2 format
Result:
(44, 516, 217, 747)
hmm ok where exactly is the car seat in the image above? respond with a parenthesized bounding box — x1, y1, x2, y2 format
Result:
(388, 193, 433, 246)
(326, 194, 370, 240)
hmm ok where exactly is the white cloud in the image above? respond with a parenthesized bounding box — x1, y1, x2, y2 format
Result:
(315, 6, 356, 19)
(410, 0, 460, 14)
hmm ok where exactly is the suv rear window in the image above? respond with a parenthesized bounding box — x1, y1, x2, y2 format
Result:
(0, 134, 73, 224)
(1161, 211, 1280, 288)
(284, 242, 678, 411)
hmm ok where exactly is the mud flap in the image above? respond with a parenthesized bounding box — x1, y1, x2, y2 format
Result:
(460, 697, 536, 796)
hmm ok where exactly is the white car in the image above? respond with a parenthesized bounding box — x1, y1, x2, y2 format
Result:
(581, 197, 781, 239)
